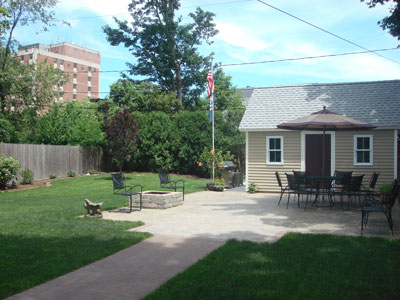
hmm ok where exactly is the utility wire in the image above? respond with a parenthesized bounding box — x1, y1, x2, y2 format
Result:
(60, 47, 399, 74)
(221, 47, 399, 67)
(256, 0, 400, 65)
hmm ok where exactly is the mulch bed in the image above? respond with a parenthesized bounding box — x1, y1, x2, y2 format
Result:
(1, 179, 53, 192)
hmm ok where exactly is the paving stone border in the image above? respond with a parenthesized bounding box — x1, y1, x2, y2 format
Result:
(133, 191, 183, 209)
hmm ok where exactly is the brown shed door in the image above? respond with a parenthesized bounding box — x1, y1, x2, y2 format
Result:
(306, 134, 331, 176)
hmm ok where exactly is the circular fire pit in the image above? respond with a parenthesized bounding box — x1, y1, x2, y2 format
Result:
(133, 191, 183, 209)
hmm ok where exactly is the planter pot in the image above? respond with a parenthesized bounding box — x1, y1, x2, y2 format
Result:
(207, 183, 215, 191)
(381, 195, 390, 204)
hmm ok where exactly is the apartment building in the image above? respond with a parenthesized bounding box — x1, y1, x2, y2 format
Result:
(17, 42, 101, 102)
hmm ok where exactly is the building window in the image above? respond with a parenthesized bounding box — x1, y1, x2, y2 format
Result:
(88, 76, 91, 82)
(94, 68, 97, 73)
(60, 59, 64, 65)
(88, 66, 91, 72)
(20, 55, 24, 61)
(73, 84, 77, 89)
(88, 87, 91, 92)
(266, 136, 284, 165)
(73, 73, 77, 79)
(88, 53, 92, 59)
(53, 58, 57, 63)
(67, 61, 70, 67)
(73, 48, 78, 55)
(29, 54, 33, 59)
(73, 63, 77, 68)
(73, 94, 77, 100)
(81, 65, 84, 71)
(354, 135, 373, 165)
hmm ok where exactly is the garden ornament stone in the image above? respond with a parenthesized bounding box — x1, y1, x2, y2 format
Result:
(84, 198, 103, 218)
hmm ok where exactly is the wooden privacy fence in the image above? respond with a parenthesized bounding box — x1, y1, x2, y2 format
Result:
(0, 143, 103, 180)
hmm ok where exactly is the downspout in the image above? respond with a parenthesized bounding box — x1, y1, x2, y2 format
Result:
(245, 131, 249, 191)
(394, 130, 398, 179)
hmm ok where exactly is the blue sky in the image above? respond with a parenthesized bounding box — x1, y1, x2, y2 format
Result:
(14, 0, 400, 97)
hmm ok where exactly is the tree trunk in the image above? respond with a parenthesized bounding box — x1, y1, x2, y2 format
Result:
(175, 61, 182, 106)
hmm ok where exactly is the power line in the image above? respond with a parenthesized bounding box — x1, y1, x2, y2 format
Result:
(256, 0, 400, 65)
(220, 47, 399, 67)
(60, 47, 399, 74)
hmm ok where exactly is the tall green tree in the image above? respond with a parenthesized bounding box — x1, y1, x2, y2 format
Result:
(103, 0, 218, 108)
(0, 0, 63, 112)
(109, 79, 180, 113)
(362, 0, 400, 42)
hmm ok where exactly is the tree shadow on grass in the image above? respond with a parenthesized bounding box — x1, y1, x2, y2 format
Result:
(0, 232, 149, 299)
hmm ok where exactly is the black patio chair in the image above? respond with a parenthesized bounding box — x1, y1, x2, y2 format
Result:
(110, 172, 143, 212)
(335, 175, 364, 208)
(360, 172, 380, 198)
(293, 170, 311, 186)
(361, 179, 399, 236)
(276, 171, 289, 206)
(157, 170, 185, 201)
(285, 173, 313, 209)
(333, 170, 353, 191)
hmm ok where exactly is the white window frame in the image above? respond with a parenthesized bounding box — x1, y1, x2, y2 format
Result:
(354, 135, 373, 166)
(266, 136, 284, 165)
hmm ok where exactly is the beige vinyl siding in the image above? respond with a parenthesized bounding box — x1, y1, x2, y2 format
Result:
(335, 129, 395, 188)
(248, 131, 301, 192)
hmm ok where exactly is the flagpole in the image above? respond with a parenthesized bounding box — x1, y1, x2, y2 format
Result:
(210, 57, 215, 181)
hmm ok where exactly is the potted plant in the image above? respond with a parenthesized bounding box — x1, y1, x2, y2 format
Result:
(206, 181, 215, 191)
(214, 177, 225, 191)
(248, 183, 257, 193)
(379, 184, 392, 203)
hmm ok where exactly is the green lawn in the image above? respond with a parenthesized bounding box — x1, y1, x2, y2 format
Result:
(0, 172, 206, 299)
(145, 233, 400, 300)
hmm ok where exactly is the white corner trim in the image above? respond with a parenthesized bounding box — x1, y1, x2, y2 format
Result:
(245, 132, 249, 191)
(395, 130, 398, 179)
(301, 132, 305, 171)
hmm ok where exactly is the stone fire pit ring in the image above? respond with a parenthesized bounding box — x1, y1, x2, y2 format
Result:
(133, 191, 183, 209)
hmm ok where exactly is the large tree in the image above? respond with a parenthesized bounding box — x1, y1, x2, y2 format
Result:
(0, 0, 62, 112)
(103, 0, 218, 107)
(109, 79, 180, 113)
(362, 0, 400, 42)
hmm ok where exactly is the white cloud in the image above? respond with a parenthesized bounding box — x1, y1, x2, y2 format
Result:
(215, 21, 275, 52)
(58, 0, 131, 22)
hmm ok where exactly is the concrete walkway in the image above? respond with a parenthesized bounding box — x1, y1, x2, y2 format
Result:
(7, 188, 399, 300)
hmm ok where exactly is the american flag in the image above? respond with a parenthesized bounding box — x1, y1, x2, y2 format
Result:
(207, 70, 214, 122)
(206, 70, 214, 98)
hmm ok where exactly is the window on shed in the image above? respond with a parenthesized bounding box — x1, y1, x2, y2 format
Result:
(354, 135, 373, 165)
(267, 136, 284, 165)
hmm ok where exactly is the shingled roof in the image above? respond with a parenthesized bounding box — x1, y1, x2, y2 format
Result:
(239, 80, 400, 131)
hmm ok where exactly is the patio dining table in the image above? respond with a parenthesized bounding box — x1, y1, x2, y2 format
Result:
(305, 175, 336, 208)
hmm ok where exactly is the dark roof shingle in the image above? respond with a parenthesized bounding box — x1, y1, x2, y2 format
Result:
(239, 80, 400, 130)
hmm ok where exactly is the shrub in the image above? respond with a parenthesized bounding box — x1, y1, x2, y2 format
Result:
(20, 168, 34, 184)
(248, 183, 257, 193)
(379, 184, 392, 195)
(49, 174, 57, 179)
(88, 170, 97, 175)
(0, 154, 21, 189)
(67, 171, 76, 177)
